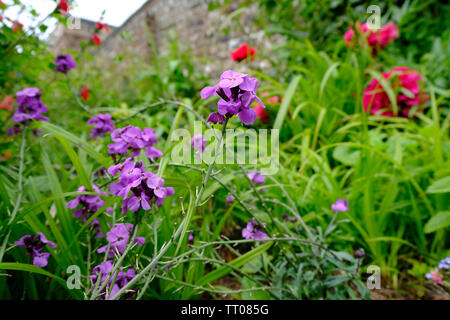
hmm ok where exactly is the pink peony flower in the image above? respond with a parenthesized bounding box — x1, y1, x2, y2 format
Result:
(252, 103, 269, 123)
(363, 67, 428, 118)
(344, 22, 398, 53)
(426, 269, 443, 285)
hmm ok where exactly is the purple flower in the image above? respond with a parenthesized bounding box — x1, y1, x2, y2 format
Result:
(282, 214, 297, 222)
(67, 184, 109, 238)
(191, 134, 206, 152)
(109, 159, 174, 214)
(54, 53, 77, 74)
(188, 232, 194, 245)
(87, 113, 114, 138)
(218, 70, 248, 88)
(8, 88, 49, 134)
(206, 112, 225, 124)
(89, 260, 136, 300)
(248, 172, 266, 185)
(331, 199, 349, 212)
(242, 219, 268, 241)
(97, 223, 145, 258)
(201, 70, 264, 125)
(15, 232, 57, 267)
(438, 257, 450, 270)
(225, 194, 235, 206)
(108, 126, 162, 162)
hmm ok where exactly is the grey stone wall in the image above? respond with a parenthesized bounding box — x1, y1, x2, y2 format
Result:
(99, 0, 264, 75)
(49, 1, 276, 76)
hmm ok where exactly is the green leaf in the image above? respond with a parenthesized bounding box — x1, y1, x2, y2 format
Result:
(0, 263, 65, 285)
(426, 176, 450, 193)
(53, 134, 92, 191)
(197, 241, 273, 286)
(424, 211, 450, 233)
(40, 122, 111, 167)
(333, 145, 360, 166)
(273, 75, 301, 130)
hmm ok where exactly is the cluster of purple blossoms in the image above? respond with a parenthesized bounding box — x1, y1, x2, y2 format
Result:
(87, 113, 115, 138)
(15, 232, 56, 267)
(201, 70, 265, 125)
(282, 214, 297, 222)
(67, 184, 111, 238)
(97, 223, 145, 257)
(108, 158, 174, 214)
(8, 88, 49, 135)
(438, 257, 450, 270)
(53, 53, 77, 74)
(89, 260, 136, 299)
(247, 172, 266, 185)
(225, 194, 235, 206)
(332, 199, 349, 212)
(191, 134, 206, 152)
(242, 219, 268, 241)
(108, 126, 162, 162)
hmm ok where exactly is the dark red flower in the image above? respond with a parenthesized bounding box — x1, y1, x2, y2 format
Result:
(96, 22, 110, 33)
(58, 0, 69, 13)
(81, 85, 89, 101)
(0, 96, 14, 111)
(92, 34, 102, 46)
(231, 43, 256, 62)
(12, 20, 23, 33)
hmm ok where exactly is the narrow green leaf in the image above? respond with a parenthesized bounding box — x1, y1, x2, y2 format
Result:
(426, 176, 450, 194)
(197, 241, 273, 286)
(424, 211, 450, 233)
(53, 134, 92, 191)
(273, 75, 301, 130)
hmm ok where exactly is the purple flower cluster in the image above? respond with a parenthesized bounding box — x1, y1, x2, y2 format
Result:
(108, 159, 174, 214)
(332, 199, 349, 212)
(54, 53, 77, 74)
(247, 172, 266, 185)
(97, 223, 145, 257)
(242, 219, 268, 241)
(282, 214, 297, 222)
(226, 194, 235, 206)
(15, 232, 56, 267)
(87, 113, 114, 138)
(90, 260, 136, 299)
(201, 70, 265, 125)
(8, 88, 49, 135)
(438, 257, 450, 270)
(108, 126, 162, 162)
(67, 184, 111, 238)
(191, 134, 206, 152)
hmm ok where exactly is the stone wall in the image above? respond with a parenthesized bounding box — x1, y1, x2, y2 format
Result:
(99, 0, 264, 75)
(49, 1, 272, 76)
(48, 18, 115, 53)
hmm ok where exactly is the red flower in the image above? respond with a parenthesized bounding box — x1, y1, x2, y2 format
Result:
(0, 96, 14, 111)
(58, 0, 69, 13)
(96, 22, 110, 33)
(80, 85, 90, 101)
(0, 151, 11, 161)
(92, 34, 102, 46)
(231, 43, 256, 62)
(12, 20, 23, 33)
